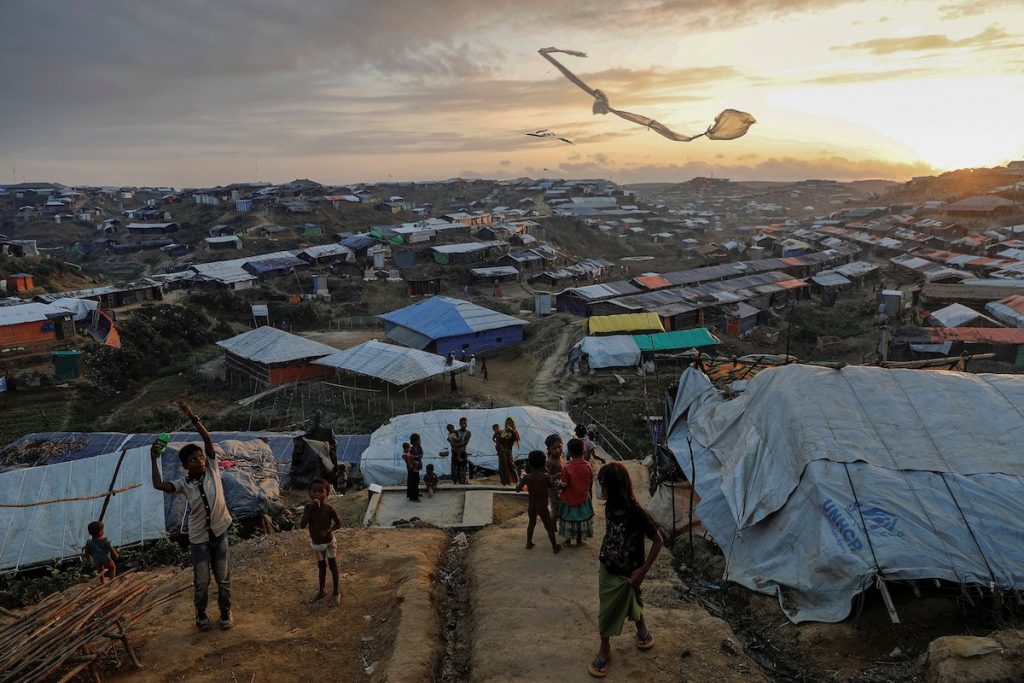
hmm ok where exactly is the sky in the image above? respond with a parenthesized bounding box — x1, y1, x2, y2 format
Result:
(1, 0, 1022, 188)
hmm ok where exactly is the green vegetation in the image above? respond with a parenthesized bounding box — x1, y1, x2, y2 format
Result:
(81, 304, 228, 397)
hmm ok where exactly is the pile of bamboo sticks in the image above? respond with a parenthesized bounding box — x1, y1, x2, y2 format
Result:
(0, 572, 188, 683)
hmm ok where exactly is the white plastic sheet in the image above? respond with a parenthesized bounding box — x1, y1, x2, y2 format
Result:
(569, 335, 641, 370)
(667, 365, 1024, 622)
(360, 407, 576, 485)
(0, 445, 166, 572)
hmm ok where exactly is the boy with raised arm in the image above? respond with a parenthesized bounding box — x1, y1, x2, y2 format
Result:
(150, 401, 234, 631)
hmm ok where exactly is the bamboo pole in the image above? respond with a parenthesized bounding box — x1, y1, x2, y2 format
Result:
(0, 484, 141, 509)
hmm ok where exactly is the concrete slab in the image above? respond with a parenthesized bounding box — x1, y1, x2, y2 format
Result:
(462, 491, 494, 527)
(365, 485, 518, 529)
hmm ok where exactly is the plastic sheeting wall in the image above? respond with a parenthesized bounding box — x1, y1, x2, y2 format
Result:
(361, 407, 576, 485)
(569, 335, 641, 370)
(0, 445, 166, 572)
(666, 365, 1024, 623)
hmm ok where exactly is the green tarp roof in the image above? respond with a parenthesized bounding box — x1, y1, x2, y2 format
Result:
(632, 328, 717, 352)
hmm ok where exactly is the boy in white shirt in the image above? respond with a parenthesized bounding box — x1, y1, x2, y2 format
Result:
(150, 401, 234, 631)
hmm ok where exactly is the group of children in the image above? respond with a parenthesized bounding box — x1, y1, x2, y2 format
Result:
(517, 425, 666, 679)
(515, 424, 602, 553)
(96, 401, 659, 679)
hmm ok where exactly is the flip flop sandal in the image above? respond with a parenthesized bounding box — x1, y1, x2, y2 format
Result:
(588, 655, 610, 678)
(637, 631, 655, 650)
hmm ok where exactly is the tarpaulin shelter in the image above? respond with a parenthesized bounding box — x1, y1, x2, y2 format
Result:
(587, 312, 664, 336)
(632, 328, 718, 352)
(360, 407, 575, 485)
(47, 297, 98, 322)
(569, 335, 641, 371)
(0, 430, 299, 572)
(665, 364, 1024, 623)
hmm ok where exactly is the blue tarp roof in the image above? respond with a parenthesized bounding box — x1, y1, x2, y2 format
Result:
(341, 234, 379, 251)
(378, 296, 526, 340)
(0, 431, 299, 480)
(244, 256, 306, 274)
(336, 434, 371, 464)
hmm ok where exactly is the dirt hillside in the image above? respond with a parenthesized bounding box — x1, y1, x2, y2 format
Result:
(467, 462, 766, 682)
(112, 523, 447, 683)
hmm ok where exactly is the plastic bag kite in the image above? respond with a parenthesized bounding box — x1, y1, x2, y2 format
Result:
(539, 47, 755, 142)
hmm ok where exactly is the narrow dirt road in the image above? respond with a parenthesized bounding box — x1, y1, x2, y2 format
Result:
(528, 320, 576, 409)
(467, 462, 766, 683)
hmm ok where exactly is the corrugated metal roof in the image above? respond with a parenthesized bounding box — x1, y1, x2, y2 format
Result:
(189, 250, 296, 283)
(380, 296, 526, 340)
(916, 327, 1024, 344)
(470, 266, 519, 277)
(725, 302, 761, 319)
(431, 240, 506, 254)
(928, 303, 985, 328)
(302, 243, 352, 259)
(216, 326, 338, 364)
(314, 340, 467, 386)
(810, 271, 851, 288)
(986, 296, 1024, 327)
(835, 261, 878, 278)
(385, 325, 434, 349)
(562, 281, 642, 301)
(633, 274, 672, 290)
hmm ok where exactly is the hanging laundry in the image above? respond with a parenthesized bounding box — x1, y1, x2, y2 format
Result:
(538, 47, 755, 142)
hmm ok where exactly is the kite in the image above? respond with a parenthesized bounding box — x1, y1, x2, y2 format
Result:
(525, 129, 574, 144)
(538, 47, 756, 142)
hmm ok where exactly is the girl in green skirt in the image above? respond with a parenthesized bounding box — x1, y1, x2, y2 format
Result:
(588, 462, 664, 678)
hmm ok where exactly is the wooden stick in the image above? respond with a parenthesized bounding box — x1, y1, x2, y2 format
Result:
(880, 353, 995, 369)
(0, 484, 141, 508)
(99, 448, 129, 522)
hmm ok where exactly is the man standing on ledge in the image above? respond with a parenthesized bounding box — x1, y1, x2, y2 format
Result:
(150, 401, 234, 631)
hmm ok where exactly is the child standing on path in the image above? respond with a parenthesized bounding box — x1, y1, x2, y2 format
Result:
(558, 438, 595, 547)
(515, 451, 562, 554)
(149, 401, 234, 632)
(588, 463, 664, 678)
(83, 521, 118, 583)
(299, 479, 342, 606)
(544, 434, 565, 523)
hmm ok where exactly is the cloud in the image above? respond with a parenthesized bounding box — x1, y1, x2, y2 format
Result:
(834, 26, 1014, 55)
(939, 0, 1021, 18)
(802, 67, 938, 84)
(500, 159, 512, 166)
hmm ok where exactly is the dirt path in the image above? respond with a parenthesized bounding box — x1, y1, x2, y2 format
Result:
(528, 322, 575, 409)
(113, 525, 447, 683)
(467, 462, 766, 683)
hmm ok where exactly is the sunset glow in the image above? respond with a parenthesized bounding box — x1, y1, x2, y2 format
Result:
(0, 0, 1022, 186)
